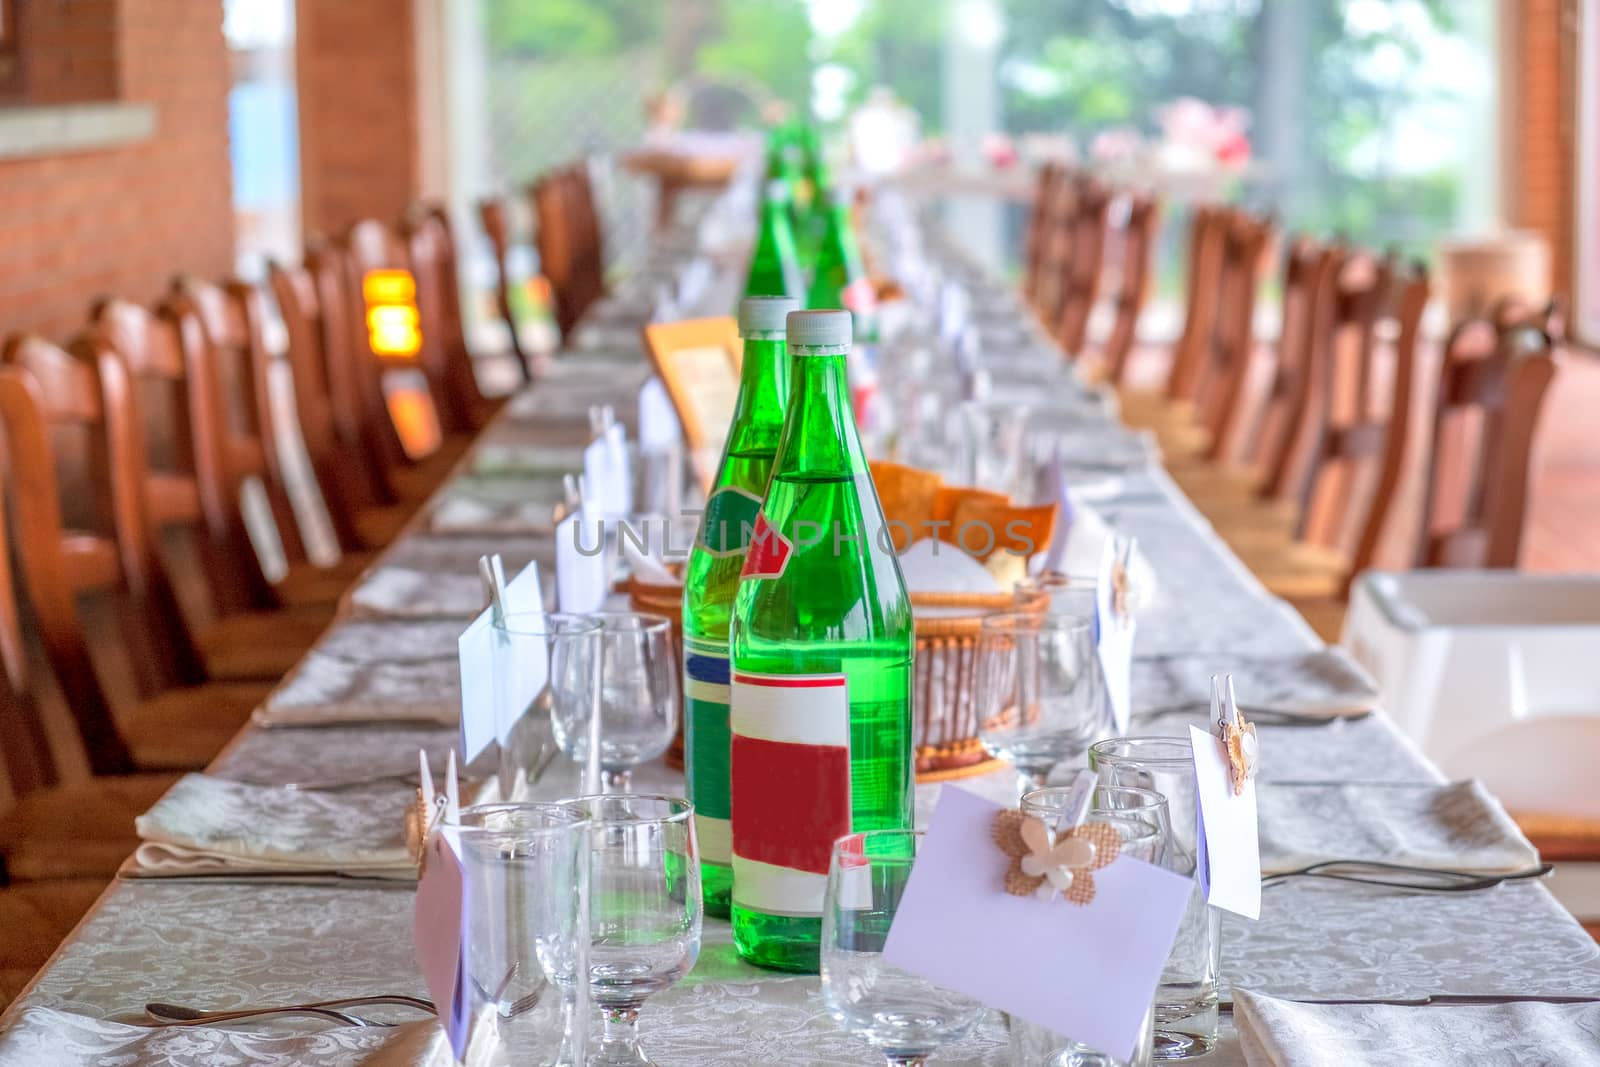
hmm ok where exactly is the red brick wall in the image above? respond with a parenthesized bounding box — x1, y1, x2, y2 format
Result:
(295, 0, 419, 239)
(1507, 0, 1574, 297)
(0, 0, 235, 341)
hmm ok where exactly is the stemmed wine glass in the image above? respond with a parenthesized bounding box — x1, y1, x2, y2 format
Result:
(976, 612, 1114, 792)
(549, 612, 680, 791)
(566, 794, 701, 1067)
(821, 830, 988, 1066)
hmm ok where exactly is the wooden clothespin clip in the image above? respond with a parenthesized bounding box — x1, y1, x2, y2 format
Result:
(1215, 673, 1258, 796)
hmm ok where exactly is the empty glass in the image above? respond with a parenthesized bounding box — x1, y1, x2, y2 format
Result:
(454, 803, 592, 1067)
(567, 794, 701, 1067)
(1089, 738, 1220, 1061)
(492, 613, 604, 801)
(550, 612, 680, 792)
(1014, 573, 1100, 624)
(822, 830, 988, 1066)
(977, 613, 1114, 791)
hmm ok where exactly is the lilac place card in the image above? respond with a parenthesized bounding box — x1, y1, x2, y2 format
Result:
(413, 826, 469, 1057)
(1189, 724, 1261, 919)
(882, 787, 1193, 1062)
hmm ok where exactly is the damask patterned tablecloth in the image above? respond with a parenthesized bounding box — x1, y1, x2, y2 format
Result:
(5, 217, 1599, 1067)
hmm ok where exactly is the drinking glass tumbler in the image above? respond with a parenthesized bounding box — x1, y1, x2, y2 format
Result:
(549, 612, 680, 792)
(821, 830, 988, 1066)
(1089, 737, 1221, 1060)
(567, 793, 702, 1067)
(978, 613, 1114, 791)
(454, 802, 592, 1067)
(491, 612, 603, 801)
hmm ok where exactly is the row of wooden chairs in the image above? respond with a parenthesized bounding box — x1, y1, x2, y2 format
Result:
(480, 161, 608, 347)
(0, 202, 511, 1000)
(1022, 161, 1161, 382)
(1051, 188, 1565, 639)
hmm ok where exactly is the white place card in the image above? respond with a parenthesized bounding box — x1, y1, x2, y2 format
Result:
(1189, 723, 1261, 919)
(556, 510, 607, 613)
(1096, 539, 1136, 735)
(457, 610, 496, 763)
(639, 376, 682, 452)
(883, 787, 1193, 1063)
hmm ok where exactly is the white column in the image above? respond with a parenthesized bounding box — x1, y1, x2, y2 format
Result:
(941, 0, 1004, 270)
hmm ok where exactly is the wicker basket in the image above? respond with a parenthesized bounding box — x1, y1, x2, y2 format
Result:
(625, 576, 1044, 780)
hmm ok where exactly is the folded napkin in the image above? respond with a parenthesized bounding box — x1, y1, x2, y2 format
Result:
(1234, 990, 1600, 1067)
(469, 443, 586, 479)
(131, 774, 415, 879)
(428, 490, 564, 536)
(348, 566, 494, 620)
(381, 535, 551, 578)
(1135, 648, 1378, 719)
(1258, 780, 1540, 876)
(255, 620, 462, 727)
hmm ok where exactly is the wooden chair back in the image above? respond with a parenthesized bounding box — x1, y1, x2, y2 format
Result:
(171, 276, 308, 567)
(1055, 176, 1113, 357)
(1102, 192, 1160, 385)
(0, 437, 56, 798)
(268, 257, 391, 535)
(402, 205, 496, 434)
(1417, 318, 1559, 568)
(1253, 239, 1344, 498)
(1032, 172, 1079, 333)
(1294, 254, 1422, 556)
(532, 169, 587, 337)
(569, 163, 606, 311)
(320, 229, 409, 486)
(1198, 209, 1276, 459)
(478, 196, 533, 381)
(1165, 204, 1229, 400)
(0, 336, 210, 775)
(91, 297, 274, 615)
(1022, 162, 1064, 308)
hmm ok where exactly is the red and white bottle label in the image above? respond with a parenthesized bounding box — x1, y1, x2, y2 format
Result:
(729, 671, 851, 917)
(739, 515, 794, 580)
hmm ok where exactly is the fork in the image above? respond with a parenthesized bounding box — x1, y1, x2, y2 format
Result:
(1262, 860, 1554, 893)
(142, 994, 434, 1028)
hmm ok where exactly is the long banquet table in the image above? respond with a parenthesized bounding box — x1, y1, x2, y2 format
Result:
(3, 199, 1599, 1067)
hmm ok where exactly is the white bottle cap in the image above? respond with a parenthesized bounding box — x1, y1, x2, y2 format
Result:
(739, 296, 799, 337)
(786, 309, 853, 349)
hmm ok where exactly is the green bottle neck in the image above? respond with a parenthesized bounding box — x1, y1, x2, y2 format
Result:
(726, 336, 789, 455)
(772, 348, 862, 478)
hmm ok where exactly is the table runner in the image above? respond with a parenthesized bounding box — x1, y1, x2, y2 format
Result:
(5, 196, 1598, 1067)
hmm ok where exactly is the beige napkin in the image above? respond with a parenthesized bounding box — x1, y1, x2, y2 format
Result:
(1135, 648, 1378, 719)
(130, 774, 415, 879)
(470, 443, 585, 478)
(348, 566, 490, 620)
(1259, 780, 1540, 876)
(428, 492, 562, 535)
(1234, 990, 1600, 1067)
(0, 1009, 446, 1067)
(255, 620, 463, 727)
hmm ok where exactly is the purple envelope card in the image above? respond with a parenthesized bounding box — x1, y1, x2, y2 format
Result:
(882, 787, 1193, 1062)
(414, 827, 469, 1057)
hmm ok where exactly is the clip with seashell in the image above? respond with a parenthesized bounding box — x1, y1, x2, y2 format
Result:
(992, 770, 1121, 905)
(408, 750, 460, 871)
(1214, 674, 1258, 796)
(1110, 534, 1137, 622)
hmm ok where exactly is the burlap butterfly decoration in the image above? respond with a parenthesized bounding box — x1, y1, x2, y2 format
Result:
(992, 809, 1121, 904)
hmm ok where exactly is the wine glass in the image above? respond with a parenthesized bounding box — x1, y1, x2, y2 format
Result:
(454, 802, 592, 1067)
(549, 612, 679, 792)
(821, 830, 987, 1067)
(492, 612, 604, 802)
(566, 794, 701, 1067)
(976, 612, 1113, 792)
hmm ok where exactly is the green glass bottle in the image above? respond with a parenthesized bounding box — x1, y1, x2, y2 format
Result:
(682, 295, 798, 919)
(728, 309, 914, 973)
(806, 189, 877, 335)
(743, 180, 804, 302)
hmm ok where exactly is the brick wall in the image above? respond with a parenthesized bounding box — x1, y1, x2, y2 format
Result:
(0, 0, 235, 341)
(1507, 0, 1574, 297)
(295, 0, 420, 239)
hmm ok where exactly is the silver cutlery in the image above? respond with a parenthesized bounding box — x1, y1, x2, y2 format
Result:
(281, 768, 443, 792)
(141, 995, 434, 1028)
(1221, 993, 1600, 1013)
(1262, 860, 1554, 893)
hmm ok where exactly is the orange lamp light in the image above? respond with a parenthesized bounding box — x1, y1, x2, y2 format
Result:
(363, 269, 422, 357)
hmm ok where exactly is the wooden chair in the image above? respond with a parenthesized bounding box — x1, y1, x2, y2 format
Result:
(1031, 172, 1080, 336)
(401, 205, 504, 435)
(1163, 204, 1230, 403)
(1, 878, 112, 1005)
(0, 347, 267, 776)
(1197, 210, 1276, 462)
(1415, 319, 1559, 568)
(1101, 193, 1160, 385)
(0, 418, 177, 881)
(267, 255, 404, 544)
(478, 196, 534, 382)
(532, 169, 589, 338)
(1022, 162, 1065, 310)
(169, 276, 364, 604)
(86, 301, 330, 682)
(1055, 177, 1113, 358)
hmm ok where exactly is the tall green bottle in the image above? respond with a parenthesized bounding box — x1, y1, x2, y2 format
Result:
(682, 295, 798, 919)
(743, 180, 804, 302)
(728, 309, 914, 973)
(806, 188, 877, 335)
